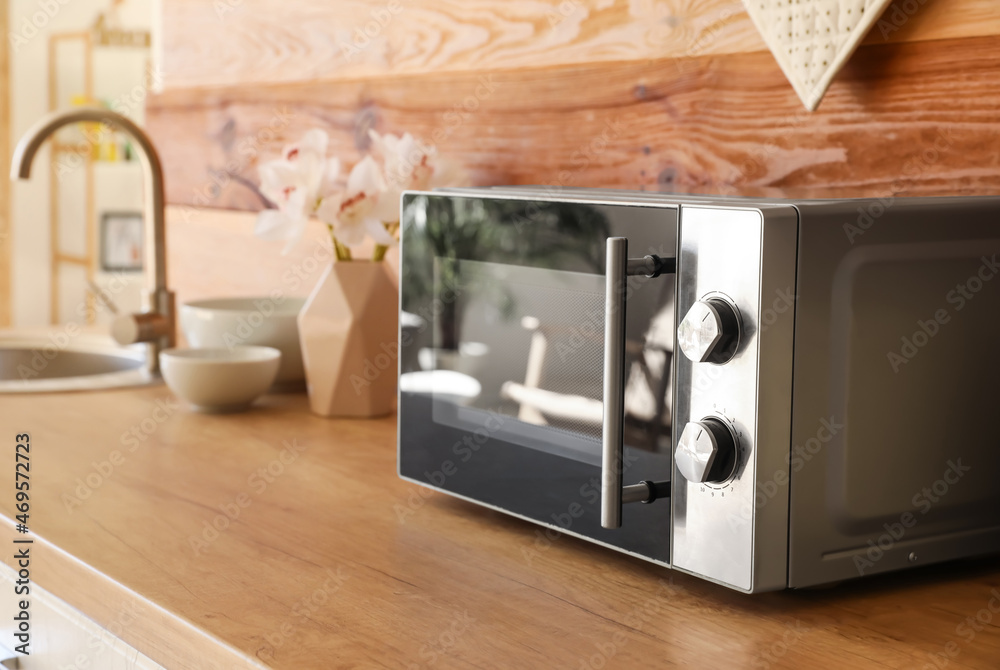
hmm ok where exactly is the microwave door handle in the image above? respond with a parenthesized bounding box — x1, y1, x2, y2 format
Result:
(601, 237, 674, 530)
(602, 237, 628, 528)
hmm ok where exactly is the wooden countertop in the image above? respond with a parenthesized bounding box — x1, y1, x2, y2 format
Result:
(3, 386, 1000, 669)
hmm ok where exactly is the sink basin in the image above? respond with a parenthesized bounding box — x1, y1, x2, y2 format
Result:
(0, 331, 158, 393)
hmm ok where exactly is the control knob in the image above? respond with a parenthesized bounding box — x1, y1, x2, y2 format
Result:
(675, 418, 738, 484)
(677, 298, 741, 364)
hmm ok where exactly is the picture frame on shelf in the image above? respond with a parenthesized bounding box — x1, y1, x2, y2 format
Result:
(100, 211, 143, 272)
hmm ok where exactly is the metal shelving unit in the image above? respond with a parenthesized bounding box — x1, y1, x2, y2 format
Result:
(46, 7, 149, 324)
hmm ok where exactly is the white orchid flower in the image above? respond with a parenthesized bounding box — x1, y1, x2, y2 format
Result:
(254, 130, 340, 251)
(430, 156, 472, 190)
(368, 130, 436, 223)
(255, 127, 466, 257)
(370, 130, 435, 188)
(316, 155, 395, 248)
(368, 130, 470, 223)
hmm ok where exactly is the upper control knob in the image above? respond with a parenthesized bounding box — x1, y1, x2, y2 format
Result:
(677, 298, 741, 364)
(676, 418, 738, 484)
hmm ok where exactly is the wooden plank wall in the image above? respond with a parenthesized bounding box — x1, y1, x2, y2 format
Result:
(147, 0, 1000, 214)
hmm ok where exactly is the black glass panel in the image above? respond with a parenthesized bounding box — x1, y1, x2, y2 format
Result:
(398, 194, 676, 562)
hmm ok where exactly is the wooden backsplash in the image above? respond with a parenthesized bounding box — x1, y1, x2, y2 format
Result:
(147, 0, 1000, 213)
(165, 206, 398, 329)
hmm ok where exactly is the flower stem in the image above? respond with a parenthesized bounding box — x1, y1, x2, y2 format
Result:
(331, 232, 352, 261)
(371, 220, 399, 262)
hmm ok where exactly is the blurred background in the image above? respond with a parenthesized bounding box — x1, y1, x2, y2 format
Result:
(1, 0, 998, 332)
(5, 0, 153, 330)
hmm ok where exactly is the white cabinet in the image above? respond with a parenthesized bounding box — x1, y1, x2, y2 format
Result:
(0, 565, 164, 670)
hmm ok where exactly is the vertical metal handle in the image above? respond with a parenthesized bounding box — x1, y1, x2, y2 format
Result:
(601, 240, 675, 530)
(602, 237, 628, 529)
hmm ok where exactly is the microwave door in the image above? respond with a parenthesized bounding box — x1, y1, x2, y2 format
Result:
(398, 194, 678, 563)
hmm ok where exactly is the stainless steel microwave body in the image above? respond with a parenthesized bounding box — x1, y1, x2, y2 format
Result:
(397, 187, 1000, 592)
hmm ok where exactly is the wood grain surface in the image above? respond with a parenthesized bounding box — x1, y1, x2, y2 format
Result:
(148, 33, 1000, 213)
(2, 389, 1000, 668)
(160, 0, 1000, 89)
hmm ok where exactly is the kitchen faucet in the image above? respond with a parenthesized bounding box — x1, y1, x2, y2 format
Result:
(11, 108, 175, 373)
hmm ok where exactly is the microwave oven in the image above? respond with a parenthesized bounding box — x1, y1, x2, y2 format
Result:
(397, 187, 1000, 592)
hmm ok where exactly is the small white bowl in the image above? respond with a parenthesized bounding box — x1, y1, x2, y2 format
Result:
(159, 346, 281, 413)
(180, 297, 305, 388)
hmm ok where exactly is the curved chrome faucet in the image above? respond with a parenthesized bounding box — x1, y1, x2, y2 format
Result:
(11, 108, 175, 373)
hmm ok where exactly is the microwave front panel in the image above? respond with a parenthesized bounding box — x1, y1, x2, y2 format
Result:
(398, 194, 677, 563)
(671, 205, 798, 593)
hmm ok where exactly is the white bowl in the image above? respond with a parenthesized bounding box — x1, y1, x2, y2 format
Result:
(180, 297, 306, 388)
(159, 346, 281, 413)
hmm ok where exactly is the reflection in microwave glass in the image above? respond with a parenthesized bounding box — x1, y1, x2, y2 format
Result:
(400, 259, 675, 460)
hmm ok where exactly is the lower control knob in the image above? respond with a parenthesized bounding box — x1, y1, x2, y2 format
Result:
(676, 418, 738, 484)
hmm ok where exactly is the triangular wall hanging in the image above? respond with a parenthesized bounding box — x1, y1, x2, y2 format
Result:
(743, 0, 894, 110)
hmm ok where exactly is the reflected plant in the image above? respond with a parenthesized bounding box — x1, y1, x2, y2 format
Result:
(402, 195, 611, 351)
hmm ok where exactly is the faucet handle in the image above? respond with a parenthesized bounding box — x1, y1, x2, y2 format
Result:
(111, 312, 172, 346)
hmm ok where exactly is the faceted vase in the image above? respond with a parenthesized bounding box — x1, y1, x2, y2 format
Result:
(297, 261, 398, 417)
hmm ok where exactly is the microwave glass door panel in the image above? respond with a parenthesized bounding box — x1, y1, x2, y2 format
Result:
(398, 194, 677, 562)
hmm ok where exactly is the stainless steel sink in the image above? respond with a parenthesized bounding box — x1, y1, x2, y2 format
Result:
(0, 332, 158, 393)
